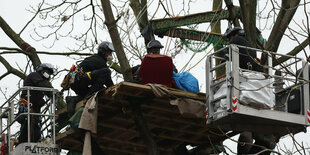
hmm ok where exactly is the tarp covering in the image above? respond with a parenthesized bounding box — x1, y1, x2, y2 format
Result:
(214, 71, 275, 111)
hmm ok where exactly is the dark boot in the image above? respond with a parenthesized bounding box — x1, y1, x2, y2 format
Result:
(85, 68, 114, 96)
(91, 68, 113, 88)
(66, 96, 83, 117)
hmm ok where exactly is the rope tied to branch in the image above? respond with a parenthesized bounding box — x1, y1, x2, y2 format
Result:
(21, 42, 35, 52)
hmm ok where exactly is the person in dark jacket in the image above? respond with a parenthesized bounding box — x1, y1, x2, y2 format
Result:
(18, 63, 55, 144)
(223, 27, 262, 72)
(70, 41, 114, 98)
(224, 28, 275, 154)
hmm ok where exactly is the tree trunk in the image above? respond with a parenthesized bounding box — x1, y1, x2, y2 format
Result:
(261, 0, 300, 64)
(129, 0, 148, 33)
(211, 0, 224, 77)
(239, 0, 257, 47)
(0, 16, 41, 69)
(130, 0, 153, 46)
(265, 0, 301, 53)
(100, 0, 133, 81)
(101, 1, 158, 154)
(131, 102, 159, 155)
(224, 0, 240, 27)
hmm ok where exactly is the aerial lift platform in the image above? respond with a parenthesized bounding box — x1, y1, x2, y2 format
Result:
(0, 86, 59, 155)
(206, 44, 310, 135)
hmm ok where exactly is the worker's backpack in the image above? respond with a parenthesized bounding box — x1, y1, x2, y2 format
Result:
(61, 65, 83, 90)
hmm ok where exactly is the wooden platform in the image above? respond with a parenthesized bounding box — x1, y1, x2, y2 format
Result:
(56, 82, 236, 154)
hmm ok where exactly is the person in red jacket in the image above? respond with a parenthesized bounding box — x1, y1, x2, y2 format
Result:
(138, 40, 177, 87)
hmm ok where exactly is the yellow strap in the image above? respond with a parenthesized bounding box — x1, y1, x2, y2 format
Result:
(86, 72, 92, 80)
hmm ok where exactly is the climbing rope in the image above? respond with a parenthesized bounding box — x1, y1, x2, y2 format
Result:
(179, 5, 227, 72)
(164, 28, 175, 55)
(180, 39, 212, 53)
(185, 38, 222, 72)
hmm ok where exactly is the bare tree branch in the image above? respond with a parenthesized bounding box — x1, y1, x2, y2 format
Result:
(239, 0, 257, 47)
(101, 0, 132, 81)
(265, 0, 301, 52)
(0, 16, 41, 68)
(273, 38, 310, 66)
(0, 48, 93, 56)
(224, 0, 240, 27)
(0, 55, 26, 80)
(19, 0, 45, 35)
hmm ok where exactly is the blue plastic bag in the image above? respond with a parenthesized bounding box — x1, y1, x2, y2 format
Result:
(173, 72, 199, 93)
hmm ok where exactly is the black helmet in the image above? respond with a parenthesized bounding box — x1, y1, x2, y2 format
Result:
(98, 41, 115, 53)
(36, 63, 56, 75)
(147, 40, 164, 49)
(223, 27, 245, 40)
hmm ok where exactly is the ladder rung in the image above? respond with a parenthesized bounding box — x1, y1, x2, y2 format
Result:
(210, 62, 226, 72)
(211, 78, 226, 88)
(211, 95, 227, 103)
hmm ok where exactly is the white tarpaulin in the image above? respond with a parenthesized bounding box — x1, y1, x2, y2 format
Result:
(239, 71, 275, 108)
(213, 71, 275, 111)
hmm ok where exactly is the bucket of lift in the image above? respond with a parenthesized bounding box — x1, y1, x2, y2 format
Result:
(0, 87, 60, 155)
(11, 142, 60, 155)
(205, 45, 310, 137)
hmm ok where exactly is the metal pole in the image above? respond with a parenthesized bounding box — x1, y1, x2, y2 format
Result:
(302, 61, 309, 123)
(231, 45, 240, 112)
(0, 108, 2, 134)
(227, 46, 232, 111)
(8, 101, 14, 154)
(268, 52, 272, 75)
(206, 55, 212, 123)
(7, 102, 11, 154)
(52, 91, 56, 144)
(27, 89, 31, 142)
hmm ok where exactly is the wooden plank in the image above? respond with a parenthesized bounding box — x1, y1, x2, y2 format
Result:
(97, 121, 208, 145)
(111, 82, 206, 101)
(100, 146, 147, 155)
(154, 27, 228, 45)
(56, 128, 75, 141)
(98, 137, 172, 153)
(102, 116, 213, 138)
(150, 10, 231, 30)
(56, 98, 86, 115)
